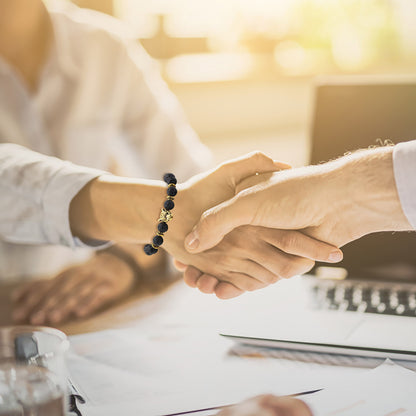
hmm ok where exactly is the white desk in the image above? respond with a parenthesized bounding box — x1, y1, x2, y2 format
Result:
(66, 278, 372, 416)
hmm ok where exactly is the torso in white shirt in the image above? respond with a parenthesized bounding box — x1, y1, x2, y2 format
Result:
(0, 1, 211, 281)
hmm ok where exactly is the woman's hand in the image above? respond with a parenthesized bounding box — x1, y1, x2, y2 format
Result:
(217, 395, 313, 416)
(12, 251, 135, 325)
(174, 226, 341, 299)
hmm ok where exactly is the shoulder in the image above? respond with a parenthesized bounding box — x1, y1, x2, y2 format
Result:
(47, 1, 135, 52)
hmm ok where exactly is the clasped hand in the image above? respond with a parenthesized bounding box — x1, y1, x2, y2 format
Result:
(167, 152, 343, 299)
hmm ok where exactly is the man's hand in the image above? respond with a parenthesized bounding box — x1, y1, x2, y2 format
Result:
(217, 395, 313, 416)
(12, 251, 135, 325)
(185, 147, 411, 255)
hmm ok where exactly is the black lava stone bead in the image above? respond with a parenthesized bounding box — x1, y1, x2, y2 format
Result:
(164, 199, 175, 210)
(167, 186, 177, 197)
(158, 222, 168, 233)
(163, 173, 177, 185)
(153, 235, 164, 247)
(144, 244, 158, 255)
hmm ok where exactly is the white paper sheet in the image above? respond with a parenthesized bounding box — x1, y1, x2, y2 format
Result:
(67, 326, 366, 416)
(305, 360, 416, 416)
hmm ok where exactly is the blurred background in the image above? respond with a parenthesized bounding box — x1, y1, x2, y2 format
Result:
(70, 0, 416, 166)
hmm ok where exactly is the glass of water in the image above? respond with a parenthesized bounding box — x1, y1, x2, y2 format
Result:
(0, 326, 69, 416)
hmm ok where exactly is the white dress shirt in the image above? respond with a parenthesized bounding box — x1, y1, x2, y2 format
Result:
(0, 2, 211, 280)
(393, 140, 416, 230)
(0, 143, 103, 246)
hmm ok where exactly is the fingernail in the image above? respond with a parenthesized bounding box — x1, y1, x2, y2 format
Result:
(185, 231, 199, 250)
(328, 251, 343, 263)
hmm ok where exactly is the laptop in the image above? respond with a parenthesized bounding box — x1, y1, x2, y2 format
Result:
(221, 77, 416, 361)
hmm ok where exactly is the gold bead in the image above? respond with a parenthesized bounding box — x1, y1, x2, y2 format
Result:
(159, 208, 173, 222)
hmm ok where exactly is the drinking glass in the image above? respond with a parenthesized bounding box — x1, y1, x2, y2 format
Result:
(0, 326, 69, 416)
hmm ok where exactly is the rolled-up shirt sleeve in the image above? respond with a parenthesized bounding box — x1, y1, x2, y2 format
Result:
(0, 143, 105, 246)
(393, 140, 416, 230)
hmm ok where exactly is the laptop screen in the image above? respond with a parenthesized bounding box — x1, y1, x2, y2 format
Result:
(310, 79, 416, 282)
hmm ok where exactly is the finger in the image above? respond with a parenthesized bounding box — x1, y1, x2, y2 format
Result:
(218, 395, 312, 416)
(219, 151, 291, 187)
(240, 240, 314, 280)
(195, 274, 219, 294)
(261, 396, 313, 416)
(47, 277, 115, 324)
(12, 280, 40, 303)
(46, 295, 80, 325)
(265, 229, 343, 263)
(227, 258, 280, 286)
(33, 270, 89, 316)
(43, 270, 88, 306)
(173, 259, 188, 272)
(12, 279, 51, 306)
(183, 266, 203, 288)
(75, 284, 113, 318)
(214, 281, 246, 299)
(30, 273, 93, 324)
(12, 280, 52, 323)
(185, 193, 255, 253)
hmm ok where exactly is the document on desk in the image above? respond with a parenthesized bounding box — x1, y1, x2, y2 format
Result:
(67, 326, 366, 416)
(304, 360, 416, 416)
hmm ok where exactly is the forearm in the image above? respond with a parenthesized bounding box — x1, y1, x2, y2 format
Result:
(325, 146, 411, 238)
(185, 145, 414, 253)
(69, 174, 167, 243)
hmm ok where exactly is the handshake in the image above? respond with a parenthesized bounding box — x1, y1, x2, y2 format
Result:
(70, 145, 411, 299)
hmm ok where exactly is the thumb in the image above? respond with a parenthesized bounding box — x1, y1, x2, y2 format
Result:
(185, 193, 253, 253)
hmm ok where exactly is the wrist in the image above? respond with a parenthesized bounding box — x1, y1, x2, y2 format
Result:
(161, 183, 194, 256)
(70, 175, 167, 242)
(330, 146, 411, 236)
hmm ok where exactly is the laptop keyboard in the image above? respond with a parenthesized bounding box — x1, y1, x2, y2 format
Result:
(312, 281, 416, 317)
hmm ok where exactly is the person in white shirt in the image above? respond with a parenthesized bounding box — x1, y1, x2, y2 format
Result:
(0, 0, 214, 324)
(184, 142, 416, 298)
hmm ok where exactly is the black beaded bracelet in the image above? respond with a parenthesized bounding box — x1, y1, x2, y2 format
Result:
(143, 173, 177, 255)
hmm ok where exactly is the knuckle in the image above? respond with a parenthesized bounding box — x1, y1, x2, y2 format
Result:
(283, 258, 314, 278)
(245, 278, 263, 292)
(267, 273, 280, 284)
(215, 283, 242, 299)
(249, 150, 268, 162)
(200, 208, 217, 230)
(217, 252, 238, 271)
(278, 261, 299, 279)
(280, 232, 299, 251)
(299, 258, 315, 275)
(259, 269, 278, 284)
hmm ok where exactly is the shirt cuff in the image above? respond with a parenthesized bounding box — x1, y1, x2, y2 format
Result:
(393, 141, 416, 230)
(42, 162, 110, 248)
